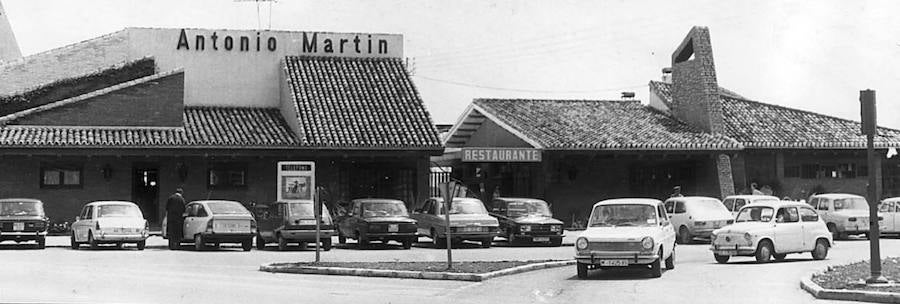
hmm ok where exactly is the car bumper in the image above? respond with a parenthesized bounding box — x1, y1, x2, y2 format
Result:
(366, 232, 417, 240)
(441, 231, 498, 241)
(710, 244, 757, 256)
(0, 231, 47, 241)
(575, 251, 660, 265)
(200, 232, 254, 243)
(96, 232, 149, 242)
(841, 224, 869, 233)
(280, 229, 334, 241)
(691, 228, 717, 238)
(512, 233, 563, 242)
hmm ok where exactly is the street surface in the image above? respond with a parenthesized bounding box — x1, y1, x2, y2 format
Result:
(1, 235, 897, 303)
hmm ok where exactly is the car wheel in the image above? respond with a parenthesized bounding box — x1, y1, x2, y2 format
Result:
(323, 238, 333, 251)
(36, 236, 46, 250)
(481, 238, 493, 248)
(88, 231, 98, 249)
(714, 254, 730, 264)
(256, 233, 266, 250)
(649, 249, 663, 278)
(194, 234, 205, 251)
(402, 238, 413, 250)
(136, 240, 146, 250)
(755, 240, 773, 263)
(677, 226, 692, 244)
(242, 239, 252, 251)
(811, 239, 829, 260)
(576, 262, 588, 279)
(358, 232, 369, 249)
(550, 237, 563, 247)
(338, 233, 346, 244)
(773, 253, 787, 261)
(431, 229, 444, 249)
(277, 234, 287, 251)
(116, 242, 124, 249)
(168, 237, 179, 250)
(665, 249, 675, 270)
(70, 233, 79, 250)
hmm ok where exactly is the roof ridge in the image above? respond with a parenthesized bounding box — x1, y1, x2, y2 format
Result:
(185, 105, 278, 110)
(285, 55, 401, 62)
(0, 68, 184, 124)
(474, 98, 638, 103)
(1, 55, 155, 98)
(0, 29, 129, 69)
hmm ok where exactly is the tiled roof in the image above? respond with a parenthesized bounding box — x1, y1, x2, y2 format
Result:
(649, 81, 900, 149)
(284, 56, 442, 150)
(0, 107, 299, 148)
(473, 99, 742, 150)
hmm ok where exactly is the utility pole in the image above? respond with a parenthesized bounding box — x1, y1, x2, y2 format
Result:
(440, 182, 456, 270)
(860, 89, 888, 284)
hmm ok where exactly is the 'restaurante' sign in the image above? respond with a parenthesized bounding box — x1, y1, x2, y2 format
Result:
(174, 28, 403, 58)
(462, 148, 542, 162)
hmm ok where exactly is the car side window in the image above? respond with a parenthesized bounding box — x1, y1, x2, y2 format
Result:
(776, 207, 799, 223)
(673, 201, 686, 214)
(187, 204, 199, 217)
(723, 199, 735, 211)
(734, 199, 747, 211)
(84, 206, 93, 219)
(657, 204, 668, 223)
(817, 199, 829, 211)
(274, 204, 283, 217)
(799, 207, 819, 222)
(664, 201, 675, 214)
(197, 205, 209, 217)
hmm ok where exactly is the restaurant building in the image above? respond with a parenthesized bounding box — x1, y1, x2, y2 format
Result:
(438, 26, 900, 226)
(0, 26, 442, 226)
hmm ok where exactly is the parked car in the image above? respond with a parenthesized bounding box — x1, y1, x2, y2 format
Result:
(574, 198, 676, 279)
(722, 195, 780, 216)
(163, 200, 256, 251)
(808, 193, 876, 240)
(335, 198, 417, 249)
(252, 201, 334, 251)
(663, 196, 734, 244)
(0, 198, 49, 249)
(878, 197, 900, 234)
(489, 197, 564, 246)
(412, 197, 499, 248)
(70, 201, 149, 250)
(710, 200, 832, 264)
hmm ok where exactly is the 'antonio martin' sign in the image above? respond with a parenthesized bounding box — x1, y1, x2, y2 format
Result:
(175, 29, 403, 58)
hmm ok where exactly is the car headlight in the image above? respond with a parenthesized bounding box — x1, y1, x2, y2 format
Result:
(576, 237, 588, 250)
(710, 233, 717, 242)
(848, 217, 857, 222)
(550, 225, 561, 232)
(520, 225, 532, 232)
(641, 236, 654, 250)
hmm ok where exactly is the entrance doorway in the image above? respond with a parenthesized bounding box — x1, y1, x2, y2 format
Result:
(132, 164, 160, 225)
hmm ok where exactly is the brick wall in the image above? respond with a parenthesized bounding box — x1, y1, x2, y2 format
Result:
(670, 26, 723, 134)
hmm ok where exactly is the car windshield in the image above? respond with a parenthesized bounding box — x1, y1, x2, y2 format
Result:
(686, 199, 729, 217)
(834, 198, 868, 211)
(362, 202, 409, 217)
(0, 201, 43, 216)
(507, 200, 552, 217)
(446, 200, 488, 215)
(98, 204, 141, 218)
(288, 202, 331, 220)
(589, 204, 657, 227)
(207, 202, 250, 215)
(736, 206, 775, 222)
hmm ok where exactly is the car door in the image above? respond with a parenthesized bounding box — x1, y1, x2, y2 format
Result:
(657, 203, 676, 255)
(182, 203, 200, 240)
(879, 201, 897, 233)
(773, 207, 803, 253)
(798, 207, 823, 251)
(666, 200, 688, 231)
(74, 205, 91, 242)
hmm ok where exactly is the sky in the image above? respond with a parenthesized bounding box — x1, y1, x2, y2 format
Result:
(3, 0, 900, 128)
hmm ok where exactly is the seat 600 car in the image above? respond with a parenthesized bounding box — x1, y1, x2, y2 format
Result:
(164, 200, 257, 251)
(574, 198, 676, 279)
(0, 198, 49, 249)
(710, 200, 832, 264)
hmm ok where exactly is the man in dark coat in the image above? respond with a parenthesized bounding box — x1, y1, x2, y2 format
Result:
(165, 188, 186, 249)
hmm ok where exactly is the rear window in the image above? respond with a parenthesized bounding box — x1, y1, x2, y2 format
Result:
(0, 201, 44, 216)
(289, 202, 332, 220)
(98, 204, 142, 218)
(207, 201, 250, 215)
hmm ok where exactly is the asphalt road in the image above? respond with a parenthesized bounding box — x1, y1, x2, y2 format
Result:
(0, 235, 896, 303)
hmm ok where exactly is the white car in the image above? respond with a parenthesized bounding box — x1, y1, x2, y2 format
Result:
(710, 200, 832, 263)
(809, 193, 877, 240)
(722, 195, 780, 216)
(70, 201, 149, 250)
(879, 198, 900, 234)
(664, 196, 734, 244)
(574, 198, 676, 278)
(166, 200, 257, 251)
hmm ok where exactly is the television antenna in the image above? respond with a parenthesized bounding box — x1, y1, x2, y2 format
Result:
(234, 0, 276, 30)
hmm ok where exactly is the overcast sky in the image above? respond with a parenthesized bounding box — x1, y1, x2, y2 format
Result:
(4, 0, 900, 128)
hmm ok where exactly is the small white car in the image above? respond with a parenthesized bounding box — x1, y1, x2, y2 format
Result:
(879, 198, 900, 234)
(574, 198, 676, 279)
(809, 193, 876, 240)
(710, 200, 832, 263)
(70, 201, 149, 250)
(664, 196, 734, 244)
(722, 195, 780, 216)
(166, 200, 257, 251)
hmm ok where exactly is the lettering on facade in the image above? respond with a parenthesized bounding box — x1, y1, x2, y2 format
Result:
(301, 32, 388, 55)
(462, 148, 542, 163)
(175, 29, 396, 56)
(177, 29, 277, 52)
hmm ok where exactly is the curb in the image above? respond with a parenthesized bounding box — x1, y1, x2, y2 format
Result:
(801, 268, 900, 304)
(259, 260, 576, 282)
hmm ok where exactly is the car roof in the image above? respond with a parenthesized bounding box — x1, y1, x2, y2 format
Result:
(0, 198, 43, 203)
(353, 198, 404, 204)
(593, 198, 661, 207)
(493, 197, 547, 203)
(190, 200, 242, 205)
(430, 197, 483, 203)
(665, 196, 720, 202)
(725, 195, 780, 200)
(86, 201, 137, 206)
(740, 200, 813, 209)
(882, 197, 900, 203)
(811, 193, 864, 199)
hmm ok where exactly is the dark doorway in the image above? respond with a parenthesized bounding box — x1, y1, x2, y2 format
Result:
(132, 164, 160, 225)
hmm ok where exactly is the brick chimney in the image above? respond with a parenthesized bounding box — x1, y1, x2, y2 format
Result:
(0, 1, 22, 63)
(670, 26, 723, 134)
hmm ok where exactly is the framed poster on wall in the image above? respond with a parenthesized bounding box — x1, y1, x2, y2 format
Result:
(277, 161, 315, 202)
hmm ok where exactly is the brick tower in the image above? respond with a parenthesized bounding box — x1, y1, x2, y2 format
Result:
(0, 1, 22, 63)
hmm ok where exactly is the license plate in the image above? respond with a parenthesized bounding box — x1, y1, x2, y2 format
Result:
(13, 222, 24, 231)
(717, 250, 738, 256)
(599, 260, 629, 266)
(298, 220, 316, 225)
(388, 224, 399, 232)
(533, 237, 550, 242)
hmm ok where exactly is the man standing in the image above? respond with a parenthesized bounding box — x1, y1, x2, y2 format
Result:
(165, 188, 186, 250)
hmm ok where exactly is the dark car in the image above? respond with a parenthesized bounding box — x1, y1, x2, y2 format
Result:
(490, 197, 564, 246)
(0, 198, 49, 249)
(335, 198, 417, 249)
(252, 201, 334, 251)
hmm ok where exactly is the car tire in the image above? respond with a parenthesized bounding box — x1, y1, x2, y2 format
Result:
(431, 229, 444, 249)
(550, 237, 563, 247)
(168, 237, 179, 250)
(194, 234, 205, 251)
(827, 223, 843, 240)
(256, 233, 266, 250)
(481, 238, 492, 248)
(649, 249, 663, 278)
(70, 233, 79, 250)
(116, 242, 124, 249)
(665, 249, 675, 270)
(402, 238, 413, 250)
(277, 234, 287, 251)
(242, 239, 252, 251)
(576, 262, 588, 279)
(714, 254, 730, 264)
(773, 253, 787, 261)
(677, 226, 692, 244)
(358, 232, 369, 249)
(137, 240, 146, 251)
(338, 233, 346, 244)
(811, 239, 829, 260)
(88, 231, 98, 250)
(36, 236, 46, 249)
(755, 240, 773, 263)
(323, 238, 333, 251)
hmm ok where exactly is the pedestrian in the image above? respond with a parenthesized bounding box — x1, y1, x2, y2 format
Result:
(751, 183, 764, 195)
(670, 186, 684, 198)
(165, 188, 186, 250)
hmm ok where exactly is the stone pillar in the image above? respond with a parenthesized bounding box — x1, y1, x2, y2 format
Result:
(670, 26, 723, 134)
(716, 154, 735, 198)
